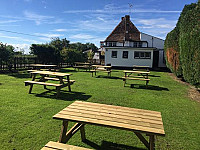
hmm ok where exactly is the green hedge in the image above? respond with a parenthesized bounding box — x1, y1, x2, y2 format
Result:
(164, 2, 200, 86)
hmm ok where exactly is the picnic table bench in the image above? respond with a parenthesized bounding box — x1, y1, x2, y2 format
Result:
(24, 71, 75, 97)
(73, 62, 91, 71)
(123, 70, 150, 87)
(90, 65, 111, 77)
(41, 141, 92, 150)
(53, 101, 165, 150)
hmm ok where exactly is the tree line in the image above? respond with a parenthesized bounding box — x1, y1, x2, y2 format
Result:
(0, 38, 98, 70)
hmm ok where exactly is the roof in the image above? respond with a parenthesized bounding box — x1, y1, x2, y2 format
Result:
(105, 15, 140, 42)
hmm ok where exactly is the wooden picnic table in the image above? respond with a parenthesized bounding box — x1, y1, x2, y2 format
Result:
(73, 62, 92, 71)
(24, 70, 75, 97)
(91, 65, 112, 77)
(123, 70, 150, 87)
(53, 101, 165, 150)
(30, 64, 57, 71)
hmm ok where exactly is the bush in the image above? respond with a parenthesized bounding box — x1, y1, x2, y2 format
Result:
(164, 2, 200, 86)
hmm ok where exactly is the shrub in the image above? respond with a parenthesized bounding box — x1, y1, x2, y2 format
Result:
(164, 2, 200, 86)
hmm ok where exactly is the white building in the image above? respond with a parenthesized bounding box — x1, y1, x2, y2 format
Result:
(102, 15, 166, 68)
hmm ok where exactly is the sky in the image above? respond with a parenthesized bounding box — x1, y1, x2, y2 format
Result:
(0, 0, 197, 54)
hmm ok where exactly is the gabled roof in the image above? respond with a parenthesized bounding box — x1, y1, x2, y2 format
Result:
(105, 15, 140, 42)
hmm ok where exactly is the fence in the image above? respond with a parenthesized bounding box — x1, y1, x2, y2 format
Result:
(0, 56, 70, 71)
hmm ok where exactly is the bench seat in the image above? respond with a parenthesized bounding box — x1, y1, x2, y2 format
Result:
(122, 77, 150, 87)
(122, 77, 150, 81)
(24, 81, 62, 87)
(41, 141, 92, 150)
(27, 70, 38, 73)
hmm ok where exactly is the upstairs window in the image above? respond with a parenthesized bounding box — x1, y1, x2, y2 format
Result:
(111, 51, 117, 58)
(108, 42, 117, 47)
(134, 51, 151, 59)
(122, 51, 128, 59)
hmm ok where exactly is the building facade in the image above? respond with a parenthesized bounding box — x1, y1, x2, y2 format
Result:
(101, 15, 166, 68)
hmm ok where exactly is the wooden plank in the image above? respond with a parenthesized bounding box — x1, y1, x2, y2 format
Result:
(67, 104, 162, 120)
(58, 109, 164, 130)
(43, 141, 92, 150)
(122, 77, 150, 81)
(62, 107, 163, 125)
(53, 113, 165, 136)
(73, 101, 160, 114)
(24, 81, 62, 87)
(123, 70, 150, 74)
(59, 120, 68, 143)
(70, 101, 161, 117)
(65, 123, 83, 142)
(149, 135, 155, 150)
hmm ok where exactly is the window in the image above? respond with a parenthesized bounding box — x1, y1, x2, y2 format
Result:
(111, 51, 117, 58)
(134, 51, 151, 59)
(133, 42, 137, 47)
(108, 42, 117, 47)
(122, 51, 128, 58)
(138, 42, 142, 47)
(108, 42, 112, 47)
(134, 52, 139, 58)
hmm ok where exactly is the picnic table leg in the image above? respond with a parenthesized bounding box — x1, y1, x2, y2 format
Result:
(67, 76, 71, 92)
(123, 79, 126, 87)
(56, 87, 61, 98)
(149, 135, 155, 150)
(80, 124, 86, 141)
(29, 74, 36, 94)
(59, 120, 69, 143)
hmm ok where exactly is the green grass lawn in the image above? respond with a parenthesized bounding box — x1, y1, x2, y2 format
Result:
(0, 68, 200, 150)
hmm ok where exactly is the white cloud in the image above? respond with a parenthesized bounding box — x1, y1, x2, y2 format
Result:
(11, 43, 31, 54)
(52, 29, 67, 32)
(23, 10, 55, 25)
(69, 33, 96, 40)
(63, 6, 181, 14)
(34, 33, 64, 38)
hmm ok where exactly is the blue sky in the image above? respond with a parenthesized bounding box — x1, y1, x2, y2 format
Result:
(0, 0, 197, 53)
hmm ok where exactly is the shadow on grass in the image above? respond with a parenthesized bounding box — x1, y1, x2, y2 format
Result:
(34, 89, 91, 101)
(127, 84, 169, 91)
(0, 83, 2, 85)
(8, 72, 30, 78)
(84, 139, 146, 150)
(148, 75, 161, 78)
(60, 68, 78, 73)
(95, 75, 122, 80)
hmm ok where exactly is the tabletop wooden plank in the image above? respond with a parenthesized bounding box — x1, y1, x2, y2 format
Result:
(59, 108, 164, 129)
(31, 71, 71, 77)
(62, 107, 163, 125)
(73, 101, 160, 115)
(53, 101, 165, 136)
(53, 113, 165, 136)
(67, 104, 162, 120)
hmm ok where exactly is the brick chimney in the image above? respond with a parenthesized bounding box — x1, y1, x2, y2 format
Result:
(125, 15, 130, 41)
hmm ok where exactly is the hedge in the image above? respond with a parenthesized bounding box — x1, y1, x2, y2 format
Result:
(164, 1, 200, 87)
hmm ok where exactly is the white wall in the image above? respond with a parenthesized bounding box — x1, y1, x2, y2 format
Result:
(105, 48, 154, 67)
(141, 33, 164, 49)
